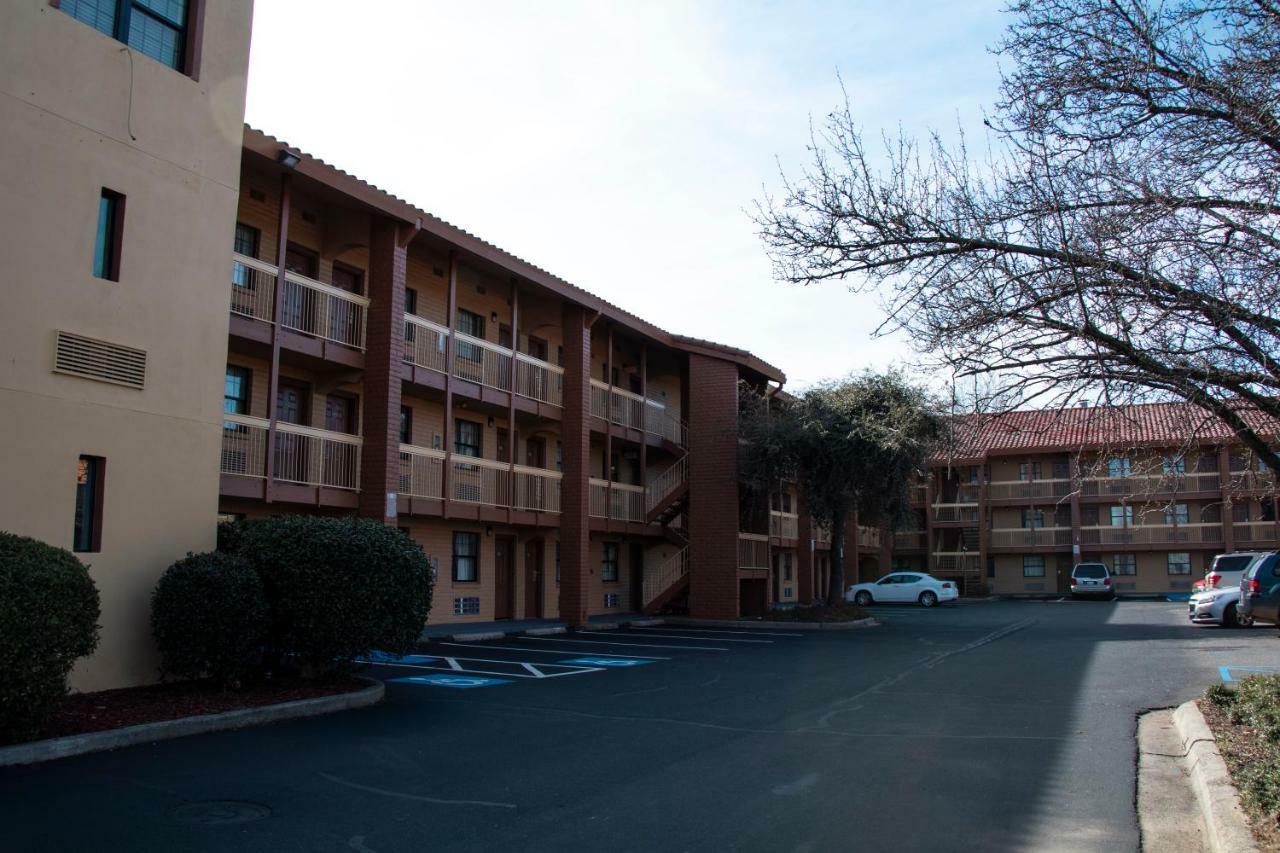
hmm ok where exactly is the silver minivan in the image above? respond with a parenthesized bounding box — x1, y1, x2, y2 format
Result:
(1070, 562, 1114, 599)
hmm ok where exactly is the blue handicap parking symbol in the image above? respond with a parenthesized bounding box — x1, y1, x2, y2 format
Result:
(559, 657, 655, 668)
(362, 652, 439, 665)
(391, 674, 510, 689)
(1219, 665, 1279, 683)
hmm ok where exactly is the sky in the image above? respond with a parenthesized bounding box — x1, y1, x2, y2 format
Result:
(244, 1, 1007, 389)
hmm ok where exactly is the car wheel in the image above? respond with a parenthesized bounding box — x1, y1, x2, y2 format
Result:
(854, 591, 872, 607)
(1223, 604, 1239, 628)
(919, 591, 938, 608)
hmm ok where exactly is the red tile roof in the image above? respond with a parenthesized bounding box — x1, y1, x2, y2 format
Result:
(938, 402, 1280, 461)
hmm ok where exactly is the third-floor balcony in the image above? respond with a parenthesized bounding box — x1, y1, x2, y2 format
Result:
(1081, 471, 1221, 497)
(770, 510, 799, 540)
(589, 479, 646, 523)
(986, 478, 1072, 501)
(230, 253, 369, 351)
(892, 530, 927, 550)
(989, 527, 1072, 549)
(933, 503, 980, 524)
(1079, 523, 1223, 546)
(591, 379, 687, 446)
(221, 414, 361, 491)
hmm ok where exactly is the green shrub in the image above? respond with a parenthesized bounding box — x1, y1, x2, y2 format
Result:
(1207, 675, 1280, 819)
(227, 516, 432, 676)
(151, 551, 269, 687)
(0, 533, 100, 742)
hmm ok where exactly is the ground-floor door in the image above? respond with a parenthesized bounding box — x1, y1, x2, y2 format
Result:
(629, 543, 645, 611)
(524, 539, 543, 619)
(494, 536, 515, 620)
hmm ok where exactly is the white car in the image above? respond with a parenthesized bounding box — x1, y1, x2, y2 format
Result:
(846, 572, 959, 608)
(1189, 586, 1253, 628)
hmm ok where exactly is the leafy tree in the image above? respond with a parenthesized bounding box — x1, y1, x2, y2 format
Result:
(739, 372, 942, 602)
(757, 0, 1280, 471)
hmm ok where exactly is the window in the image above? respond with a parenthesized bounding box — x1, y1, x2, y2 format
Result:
(1167, 552, 1193, 575)
(603, 593, 619, 609)
(1018, 462, 1041, 482)
(453, 597, 481, 616)
(231, 223, 260, 291)
(452, 532, 480, 582)
(1162, 455, 1186, 475)
(1107, 457, 1132, 478)
(93, 189, 124, 281)
(404, 288, 418, 317)
(1113, 554, 1137, 576)
(1022, 555, 1045, 577)
(782, 552, 793, 581)
(399, 406, 413, 445)
(602, 543, 619, 582)
(1110, 505, 1134, 527)
(73, 456, 105, 552)
(454, 419, 482, 457)
(223, 366, 250, 416)
(61, 0, 192, 71)
(1263, 501, 1277, 523)
(1021, 509, 1045, 529)
(1164, 504, 1190, 526)
(456, 309, 485, 363)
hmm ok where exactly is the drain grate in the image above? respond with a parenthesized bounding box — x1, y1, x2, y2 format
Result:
(170, 800, 271, 826)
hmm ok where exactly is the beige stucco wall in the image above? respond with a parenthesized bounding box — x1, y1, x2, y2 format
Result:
(0, 1, 253, 691)
(988, 551, 1212, 595)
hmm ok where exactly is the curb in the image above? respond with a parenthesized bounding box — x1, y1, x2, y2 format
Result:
(0, 677, 385, 769)
(448, 631, 506, 642)
(665, 617, 878, 631)
(1171, 700, 1260, 853)
(523, 627, 567, 636)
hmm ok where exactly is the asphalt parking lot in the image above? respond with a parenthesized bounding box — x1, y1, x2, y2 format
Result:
(2, 601, 1278, 853)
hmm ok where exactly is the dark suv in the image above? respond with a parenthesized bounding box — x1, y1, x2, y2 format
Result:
(1239, 552, 1280, 626)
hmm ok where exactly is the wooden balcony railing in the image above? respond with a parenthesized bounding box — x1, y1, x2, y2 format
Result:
(770, 511, 799, 540)
(989, 527, 1073, 548)
(892, 530, 926, 550)
(272, 421, 362, 490)
(230, 253, 369, 350)
(220, 414, 269, 479)
(1081, 472, 1221, 496)
(402, 315, 449, 374)
(1078, 523, 1224, 545)
(933, 503, 980, 524)
(1232, 520, 1280, 544)
(738, 533, 770, 570)
(986, 479, 1072, 501)
(398, 444, 445, 499)
(589, 479, 646, 522)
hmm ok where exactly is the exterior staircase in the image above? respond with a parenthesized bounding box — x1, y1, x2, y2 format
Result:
(645, 455, 688, 524)
(643, 546, 689, 615)
(642, 455, 691, 612)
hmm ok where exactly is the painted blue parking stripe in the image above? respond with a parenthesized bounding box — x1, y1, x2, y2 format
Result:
(1219, 665, 1279, 683)
(559, 657, 656, 668)
(392, 674, 510, 689)
(360, 652, 439, 665)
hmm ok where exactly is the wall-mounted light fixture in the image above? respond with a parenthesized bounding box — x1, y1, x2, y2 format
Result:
(485, 525, 493, 537)
(490, 311, 499, 324)
(487, 416, 495, 428)
(276, 148, 302, 169)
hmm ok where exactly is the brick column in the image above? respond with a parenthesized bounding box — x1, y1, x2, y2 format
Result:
(1069, 452, 1083, 586)
(358, 217, 407, 521)
(796, 493, 814, 604)
(1218, 446, 1235, 552)
(688, 354, 741, 619)
(559, 304, 593, 626)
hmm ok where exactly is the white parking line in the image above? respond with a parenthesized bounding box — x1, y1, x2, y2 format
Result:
(359, 656, 604, 679)
(438, 642, 670, 660)
(585, 630, 772, 644)
(630, 627, 804, 638)
(519, 636, 730, 652)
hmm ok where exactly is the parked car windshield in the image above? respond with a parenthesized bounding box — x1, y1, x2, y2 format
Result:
(1212, 555, 1254, 573)
(1074, 564, 1108, 578)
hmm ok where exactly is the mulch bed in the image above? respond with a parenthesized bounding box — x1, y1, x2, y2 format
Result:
(763, 603, 871, 623)
(5, 675, 368, 747)
(1200, 698, 1280, 852)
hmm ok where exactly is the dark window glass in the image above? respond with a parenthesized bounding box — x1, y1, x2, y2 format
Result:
(62, 0, 189, 71)
(74, 456, 104, 552)
(1167, 553, 1193, 575)
(455, 419, 482, 457)
(602, 543, 619, 582)
(452, 532, 479, 582)
(404, 288, 418, 316)
(223, 366, 250, 415)
(94, 189, 124, 281)
(1074, 564, 1108, 579)
(400, 406, 413, 445)
(456, 309, 485, 363)
(1022, 556, 1045, 577)
(1113, 555, 1137, 576)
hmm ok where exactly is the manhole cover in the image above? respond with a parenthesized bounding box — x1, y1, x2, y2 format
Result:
(170, 800, 272, 826)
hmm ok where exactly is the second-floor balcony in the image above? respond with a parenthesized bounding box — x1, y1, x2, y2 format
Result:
(591, 380, 687, 446)
(589, 479, 646, 523)
(1079, 523, 1224, 546)
(933, 503, 980, 524)
(221, 414, 361, 490)
(1232, 520, 1280, 544)
(989, 527, 1072, 548)
(770, 511, 799, 540)
(986, 479, 1072, 501)
(892, 530, 926, 550)
(856, 525, 882, 549)
(1081, 472, 1221, 497)
(738, 532, 770, 570)
(231, 253, 369, 350)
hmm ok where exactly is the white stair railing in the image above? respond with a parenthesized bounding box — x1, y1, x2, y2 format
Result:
(646, 455, 688, 513)
(644, 547, 689, 607)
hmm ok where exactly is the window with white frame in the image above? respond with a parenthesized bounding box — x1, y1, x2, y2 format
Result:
(1110, 505, 1134, 527)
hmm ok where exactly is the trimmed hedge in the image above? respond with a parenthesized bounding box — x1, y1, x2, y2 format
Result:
(151, 551, 269, 687)
(0, 533, 100, 742)
(224, 516, 433, 676)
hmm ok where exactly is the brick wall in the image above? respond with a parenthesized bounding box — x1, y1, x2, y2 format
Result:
(687, 353, 741, 619)
(358, 218, 406, 521)
(559, 304, 592, 625)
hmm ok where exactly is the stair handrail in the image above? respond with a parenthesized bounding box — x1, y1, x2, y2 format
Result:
(646, 454, 688, 512)
(643, 546, 689, 606)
